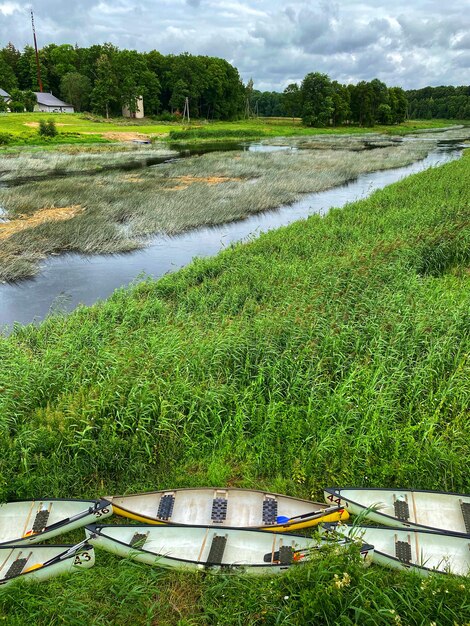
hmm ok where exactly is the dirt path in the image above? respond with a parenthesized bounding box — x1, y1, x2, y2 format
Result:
(23, 122, 71, 128)
(85, 131, 156, 142)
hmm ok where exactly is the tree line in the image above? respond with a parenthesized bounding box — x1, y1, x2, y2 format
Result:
(406, 85, 470, 120)
(249, 74, 408, 126)
(0, 42, 245, 119)
(1, 41, 468, 124)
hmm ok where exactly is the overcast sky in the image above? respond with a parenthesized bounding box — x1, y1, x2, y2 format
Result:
(1, 0, 469, 91)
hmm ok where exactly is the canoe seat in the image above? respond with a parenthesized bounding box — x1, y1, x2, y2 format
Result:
(5, 558, 28, 579)
(263, 546, 294, 564)
(206, 534, 227, 565)
(394, 500, 410, 521)
(279, 546, 294, 565)
(129, 532, 148, 548)
(156, 495, 175, 521)
(395, 541, 412, 564)
(262, 498, 278, 525)
(32, 509, 50, 533)
(211, 498, 228, 524)
(461, 502, 470, 534)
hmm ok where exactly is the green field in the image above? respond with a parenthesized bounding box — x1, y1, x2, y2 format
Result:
(0, 112, 181, 137)
(0, 148, 469, 623)
(0, 113, 465, 147)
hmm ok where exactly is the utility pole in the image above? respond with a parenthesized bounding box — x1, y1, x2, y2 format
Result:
(182, 97, 190, 123)
(31, 10, 43, 92)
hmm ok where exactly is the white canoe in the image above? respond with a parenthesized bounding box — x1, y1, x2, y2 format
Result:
(108, 488, 349, 532)
(0, 541, 95, 587)
(0, 499, 112, 546)
(86, 524, 374, 575)
(324, 488, 470, 536)
(324, 524, 470, 577)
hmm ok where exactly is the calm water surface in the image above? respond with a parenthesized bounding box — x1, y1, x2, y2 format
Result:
(0, 145, 461, 332)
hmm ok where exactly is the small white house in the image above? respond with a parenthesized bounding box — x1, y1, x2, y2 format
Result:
(123, 96, 144, 119)
(0, 88, 11, 103)
(34, 92, 74, 113)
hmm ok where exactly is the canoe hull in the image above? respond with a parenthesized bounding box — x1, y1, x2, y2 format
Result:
(108, 487, 349, 532)
(0, 499, 112, 546)
(324, 488, 470, 536)
(86, 524, 373, 575)
(323, 524, 470, 577)
(0, 543, 95, 587)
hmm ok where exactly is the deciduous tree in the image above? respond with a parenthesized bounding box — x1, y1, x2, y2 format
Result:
(60, 72, 92, 112)
(301, 72, 334, 127)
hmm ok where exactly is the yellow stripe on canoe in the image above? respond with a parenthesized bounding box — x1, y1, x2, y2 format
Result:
(260, 509, 350, 533)
(112, 504, 349, 531)
(23, 563, 43, 573)
(111, 505, 166, 525)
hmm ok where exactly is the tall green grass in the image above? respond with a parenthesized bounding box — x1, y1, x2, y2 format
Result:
(0, 152, 469, 624)
(169, 128, 270, 140)
(1, 547, 468, 625)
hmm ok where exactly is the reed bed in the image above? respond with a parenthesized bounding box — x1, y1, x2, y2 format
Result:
(0, 146, 176, 182)
(0, 138, 432, 281)
(0, 152, 468, 623)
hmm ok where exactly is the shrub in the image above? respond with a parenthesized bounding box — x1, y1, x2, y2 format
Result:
(38, 119, 58, 138)
(0, 132, 12, 145)
(9, 101, 25, 113)
(152, 111, 181, 122)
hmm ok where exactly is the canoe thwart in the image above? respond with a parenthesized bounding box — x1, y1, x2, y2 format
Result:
(211, 498, 228, 524)
(156, 495, 175, 521)
(460, 502, 470, 534)
(206, 534, 227, 565)
(262, 498, 278, 525)
(395, 540, 412, 563)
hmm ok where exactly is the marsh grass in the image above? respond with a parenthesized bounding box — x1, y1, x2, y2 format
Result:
(0, 146, 177, 182)
(0, 138, 433, 281)
(0, 153, 469, 623)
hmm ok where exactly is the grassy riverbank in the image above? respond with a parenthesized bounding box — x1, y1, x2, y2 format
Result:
(0, 152, 469, 624)
(0, 113, 464, 146)
(0, 137, 433, 281)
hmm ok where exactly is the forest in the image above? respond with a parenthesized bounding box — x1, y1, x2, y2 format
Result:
(0, 43, 245, 119)
(406, 85, 470, 120)
(0, 42, 468, 124)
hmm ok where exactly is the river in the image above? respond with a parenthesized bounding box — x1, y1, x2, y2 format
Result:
(0, 144, 462, 332)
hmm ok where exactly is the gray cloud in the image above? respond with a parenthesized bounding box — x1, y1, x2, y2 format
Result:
(0, 0, 469, 90)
